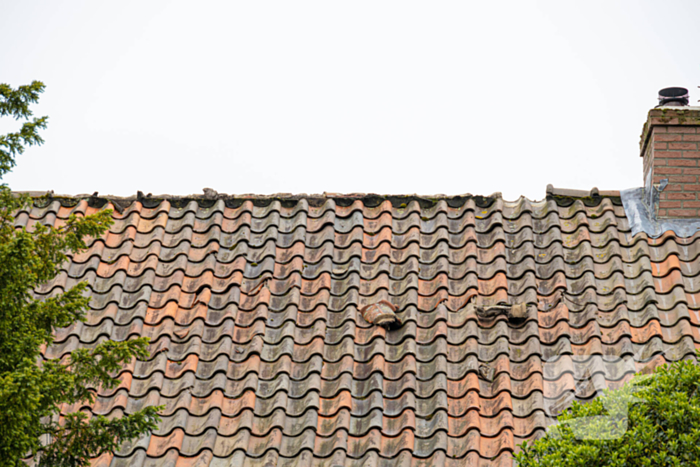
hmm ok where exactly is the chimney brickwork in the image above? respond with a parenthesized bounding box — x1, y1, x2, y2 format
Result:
(640, 107, 700, 218)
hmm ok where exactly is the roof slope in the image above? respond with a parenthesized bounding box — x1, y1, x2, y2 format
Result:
(21, 192, 700, 467)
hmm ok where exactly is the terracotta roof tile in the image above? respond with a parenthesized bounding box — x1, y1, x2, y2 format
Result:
(21, 192, 700, 466)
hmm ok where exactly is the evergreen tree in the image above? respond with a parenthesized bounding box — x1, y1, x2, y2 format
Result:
(0, 81, 160, 466)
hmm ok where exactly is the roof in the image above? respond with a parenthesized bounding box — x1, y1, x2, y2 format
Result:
(22, 188, 700, 466)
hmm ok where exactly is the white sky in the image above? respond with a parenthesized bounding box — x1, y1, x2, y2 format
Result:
(1, 0, 698, 201)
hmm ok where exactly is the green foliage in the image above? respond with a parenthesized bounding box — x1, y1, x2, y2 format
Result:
(0, 81, 48, 177)
(0, 82, 161, 466)
(516, 355, 700, 467)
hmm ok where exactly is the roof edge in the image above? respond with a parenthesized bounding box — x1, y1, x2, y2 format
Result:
(14, 186, 623, 211)
(12, 190, 504, 210)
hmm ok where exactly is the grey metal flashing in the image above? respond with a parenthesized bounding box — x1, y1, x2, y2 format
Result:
(621, 187, 700, 238)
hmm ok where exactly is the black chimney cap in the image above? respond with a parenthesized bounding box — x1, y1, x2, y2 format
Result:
(658, 87, 689, 106)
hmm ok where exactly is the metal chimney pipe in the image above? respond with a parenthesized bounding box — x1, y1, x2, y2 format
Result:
(658, 87, 689, 106)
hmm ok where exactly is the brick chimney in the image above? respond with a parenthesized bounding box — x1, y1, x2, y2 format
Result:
(640, 88, 700, 218)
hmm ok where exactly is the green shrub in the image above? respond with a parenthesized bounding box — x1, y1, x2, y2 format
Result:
(516, 354, 700, 467)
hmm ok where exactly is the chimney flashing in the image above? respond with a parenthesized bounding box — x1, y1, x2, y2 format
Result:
(620, 187, 700, 238)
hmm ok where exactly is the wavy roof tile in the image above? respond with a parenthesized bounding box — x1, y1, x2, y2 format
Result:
(22, 189, 700, 466)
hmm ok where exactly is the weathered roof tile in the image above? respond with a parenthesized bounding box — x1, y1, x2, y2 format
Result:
(22, 191, 699, 466)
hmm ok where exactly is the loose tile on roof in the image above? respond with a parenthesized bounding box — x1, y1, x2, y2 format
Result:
(18, 190, 700, 466)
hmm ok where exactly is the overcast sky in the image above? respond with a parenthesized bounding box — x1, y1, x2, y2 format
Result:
(1, 0, 699, 200)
